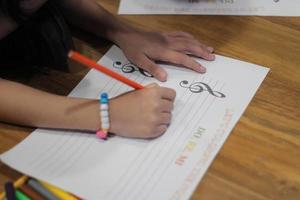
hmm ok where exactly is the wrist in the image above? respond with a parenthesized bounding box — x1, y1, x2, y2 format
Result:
(106, 21, 140, 46)
(107, 98, 121, 134)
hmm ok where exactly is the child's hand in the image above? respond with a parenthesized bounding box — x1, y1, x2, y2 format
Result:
(109, 83, 176, 139)
(58, 0, 212, 81)
(114, 29, 215, 82)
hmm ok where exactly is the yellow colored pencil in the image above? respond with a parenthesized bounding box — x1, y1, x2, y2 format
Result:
(0, 191, 4, 200)
(14, 176, 28, 188)
(40, 181, 78, 200)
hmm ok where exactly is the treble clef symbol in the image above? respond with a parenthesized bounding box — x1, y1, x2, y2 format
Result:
(113, 61, 153, 78)
(179, 80, 226, 98)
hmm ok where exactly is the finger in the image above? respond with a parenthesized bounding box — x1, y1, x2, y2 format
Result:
(182, 43, 215, 61)
(160, 87, 176, 101)
(167, 31, 195, 39)
(170, 38, 215, 61)
(158, 50, 206, 73)
(135, 56, 168, 82)
(154, 125, 168, 137)
(158, 113, 172, 125)
(196, 41, 214, 53)
(168, 36, 214, 54)
(145, 83, 159, 88)
(207, 46, 214, 53)
(159, 99, 174, 112)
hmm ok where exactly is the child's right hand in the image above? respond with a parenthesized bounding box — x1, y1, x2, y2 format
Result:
(109, 83, 176, 139)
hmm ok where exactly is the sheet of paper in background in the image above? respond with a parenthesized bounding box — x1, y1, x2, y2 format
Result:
(0, 46, 269, 200)
(119, 0, 300, 16)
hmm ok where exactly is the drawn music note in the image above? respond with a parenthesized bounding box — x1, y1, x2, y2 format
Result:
(179, 80, 226, 98)
(113, 61, 154, 77)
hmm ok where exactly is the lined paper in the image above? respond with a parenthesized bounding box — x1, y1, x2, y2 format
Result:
(0, 46, 269, 200)
(119, 0, 300, 16)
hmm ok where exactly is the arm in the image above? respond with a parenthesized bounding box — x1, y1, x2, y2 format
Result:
(0, 79, 100, 131)
(58, 0, 215, 82)
(56, 0, 128, 43)
(0, 79, 175, 138)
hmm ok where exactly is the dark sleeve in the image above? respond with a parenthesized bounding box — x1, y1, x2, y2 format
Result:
(0, 0, 74, 75)
(0, 0, 28, 23)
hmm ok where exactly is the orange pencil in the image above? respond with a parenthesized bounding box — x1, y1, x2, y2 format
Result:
(68, 51, 144, 90)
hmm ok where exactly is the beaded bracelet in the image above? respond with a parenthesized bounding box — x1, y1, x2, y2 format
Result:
(96, 93, 110, 139)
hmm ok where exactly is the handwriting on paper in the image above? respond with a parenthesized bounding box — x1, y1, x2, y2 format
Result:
(172, 109, 234, 200)
(175, 127, 206, 166)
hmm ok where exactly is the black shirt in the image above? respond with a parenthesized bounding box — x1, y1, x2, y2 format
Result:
(0, 1, 74, 75)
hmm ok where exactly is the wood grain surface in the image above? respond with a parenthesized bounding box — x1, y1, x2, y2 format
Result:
(0, 1, 299, 199)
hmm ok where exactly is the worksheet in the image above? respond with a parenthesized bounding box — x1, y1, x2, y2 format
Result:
(0, 46, 269, 200)
(119, 0, 300, 16)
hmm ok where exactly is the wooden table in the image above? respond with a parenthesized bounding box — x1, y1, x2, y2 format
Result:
(1, 1, 299, 199)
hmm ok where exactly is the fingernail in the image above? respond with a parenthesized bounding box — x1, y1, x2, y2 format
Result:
(195, 64, 206, 73)
(209, 54, 215, 60)
(158, 71, 167, 82)
(207, 47, 214, 52)
(200, 67, 206, 73)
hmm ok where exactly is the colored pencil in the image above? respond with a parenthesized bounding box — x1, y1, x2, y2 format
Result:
(0, 189, 4, 199)
(19, 185, 44, 200)
(4, 182, 15, 200)
(0, 176, 28, 200)
(15, 190, 30, 200)
(13, 177, 28, 189)
(68, 50, 144, 90)
(27, 179, 58, 200)
(40, 181, 78, 200)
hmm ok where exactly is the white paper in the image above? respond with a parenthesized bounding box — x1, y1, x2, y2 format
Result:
(119, 0, 300, 16)
(0, 46, 269, 200)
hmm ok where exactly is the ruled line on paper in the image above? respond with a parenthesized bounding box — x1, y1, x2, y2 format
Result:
(120, 81, 224, 200)
(54, 73, 147, 177)
(26, 67, 150, 179)
(136, 82, 225, 200)
(119, 79, 213, 199)
(105, 74, 202, 200)
(28, 72, 117, 171)
(106, 77, 226, 198)
(142, 83, 226, 200)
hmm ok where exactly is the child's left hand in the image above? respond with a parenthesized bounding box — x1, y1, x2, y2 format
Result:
(113, 29, 215, 82)
(58, 0, 214, 82)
